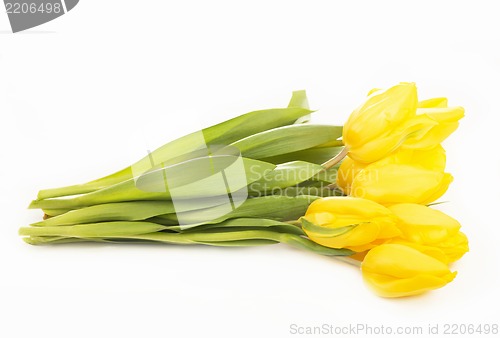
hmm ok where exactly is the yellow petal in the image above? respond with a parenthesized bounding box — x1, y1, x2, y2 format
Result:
(417, 97, 448, 108)
(403, 107, 465, 150)
(305, 197, 392, 219)
(363, 244, 451, 279)
(388, 203, 461, 244)
(363, 270, 457, 298)
(364, 145, 446, 172)
(361, 244, 457, 297)
(421, 107, 465, 123)
(367, 88, 382, 96)
(377, 221, 402, 239)
(408, 145, 447, 171)
(347, 113, 437, 163)
(346, 131, 403, 163)
(387, 239, 450, 263)
(437, 231, 469, 263)
(336, 157, 366, 194)
(351, 164, 452, 205)
(343, 83, 418, 163)
(302, 197, 398, 252)
(422, 173, 453, 204)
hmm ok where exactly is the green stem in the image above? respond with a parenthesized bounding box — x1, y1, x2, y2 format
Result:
(19, 221, 166, 238)
(334, 256, 362, 268)
(321, 146, 348, 170)
(22, 229, 353, 256)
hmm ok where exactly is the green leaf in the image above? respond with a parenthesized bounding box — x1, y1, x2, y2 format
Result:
(195, 239, 279, 246)
(288, 90, 310, 110)
(42, 209, 73, 217)
(32, 201, 177, 227)
(229, 124, 342, 159)
(261, 146, 344, 165)
(19, 221, 166, 238)
(37, 94, 312, 200)
(309, 166, 340, 184)
(29, 157, 276, 210)
(21, 228, 353, 256)
(248, 161, 324, 194)
(288, 90, 311, 124)
(23, 236, 106, 245)
(180, 218, 305, 236)
(124, 230, 353, 255)
(158, 195, 318, 228)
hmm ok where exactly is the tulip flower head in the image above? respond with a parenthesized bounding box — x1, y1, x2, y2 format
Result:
(388, 203, 469, 263)
(336, 145, 447, 196)
(342, 83, 464, 164)
(343, 83, 419, 163)
(361, 244, 457, 297)
(325, 84, 465, 298)
(350, 163, 453, 205)
(301, 197, 400, 252)
(403, 106, 465, 150)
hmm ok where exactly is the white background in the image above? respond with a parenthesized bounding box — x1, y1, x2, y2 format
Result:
(1, 1, 500, 337)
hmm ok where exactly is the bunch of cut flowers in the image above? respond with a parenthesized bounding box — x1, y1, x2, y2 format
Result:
(22, 83, 468, 297)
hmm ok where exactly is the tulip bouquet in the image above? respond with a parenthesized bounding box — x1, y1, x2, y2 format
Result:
(21, 83, 468, 298)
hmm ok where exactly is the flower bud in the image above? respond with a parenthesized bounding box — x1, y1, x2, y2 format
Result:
(387, 204, 469, 263)
(403, 106, 465, 150)
(336, 145, 446, 195)
(343, 83, 418, 163)
(301, 197, 400, 252)
(350, 163, 453, 205)
(361, 243, 457, 297)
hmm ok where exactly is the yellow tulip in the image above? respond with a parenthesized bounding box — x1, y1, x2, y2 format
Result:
(389, 203, 460, 243)
(401, 145, 447, 172)
(350, 163, 453, 205)
(336, 145, 446, 195)
(361, 243, 457, 297)
(384, 239, 450, 264)
(343, 83, 419, 163)
(388, 235, 468, 264)
(343, 84, 463, 163)
(387, 203, 469, 263)
(336, 156, 367, 195)
(403, 106, 465, 150)
(301, 197, 400, 252)
(435, 231, 469, 263)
